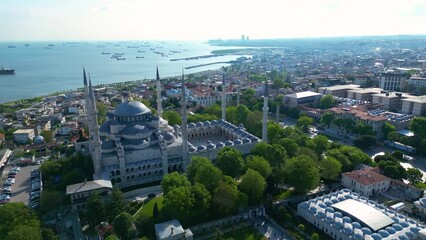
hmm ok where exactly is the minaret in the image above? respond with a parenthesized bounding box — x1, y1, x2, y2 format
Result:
(156, 67, 163, 119)
(262, 79, 269, 142)
(221, 73, 226, 121)
(237, 84, 241, 106)
(88, 76, 102, 179)
(83, 68, 90, 115)
(181, 70, 189, 169)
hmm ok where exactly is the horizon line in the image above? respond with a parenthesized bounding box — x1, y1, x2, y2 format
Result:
(1, 33, 426, 43)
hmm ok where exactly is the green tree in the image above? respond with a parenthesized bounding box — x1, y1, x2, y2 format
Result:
(250, 142, 287, 168)
(272, 79, 285, 90)
(353, 135, 376, 149)
(0, 203, 42, 240)
(352, 122, 375, 136)
(40, 130, 54, 143)
(195, 163, 223, 192)
(287, 107, 300, 119)
(278, 138, 299, 157)
(267, 122, 283, 144)
(191, 183, 211, 218)
(86, 193, 107, 228)
(319, 157, 342, 180)
(391, 151, 404, 160)
(410, 117, 426, 138)
(313, 135, 330, 156)
(321, 111, 334, 128)
(212, 183, 240, 216)
(41, 227, 59, 240)
(297, 116, 313, 132)
(163, 186, 194, 221)
(236, 104, 250, 125)
(187, 156, 211, 183)
(163, 111, 182, 125)
(152, 202, 159, 219)
(105, 235, 120, 240)
(319, 94, 336, 109)
(311, 233, 320, 240)
(382, 122, 396, 140)
(285, 156, 320, 193)
(239, 169, 266, 204)
(108, 187, 128, 221)
(96, 101, 107, 124)
(245, 155, 272, 179)
(406, 168, 423, 184)
(161, 172, 190, 195)
(7, 225, 42, 240)
(113, 212, 134, 240)
(216, 147, 245, 178)
(378, 161, 407, 180)
(40, 190, 63, 213)
(204, 104, 221, 118)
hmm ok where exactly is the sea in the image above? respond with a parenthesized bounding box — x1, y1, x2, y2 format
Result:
(0, 41, 243, 103)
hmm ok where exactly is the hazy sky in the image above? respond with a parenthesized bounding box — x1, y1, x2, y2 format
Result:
(1, 0, 426, 41)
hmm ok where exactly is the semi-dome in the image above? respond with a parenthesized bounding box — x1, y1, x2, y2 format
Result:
(188, 123, 196, 128)
(114, 101, 151, 117)
(317, 211, 325, 218)
(163, 132, 175, 141)
(352, 222, 362, 229)
(122, 124, 150, 135)
(378, 230, 389, 238)
(196, 122, 203, 127)
(371, 233, 382, 240)
(392, 224, 403, 231)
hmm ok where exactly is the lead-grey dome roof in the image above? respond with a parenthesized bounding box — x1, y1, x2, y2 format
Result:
(114, 101, 151, 117)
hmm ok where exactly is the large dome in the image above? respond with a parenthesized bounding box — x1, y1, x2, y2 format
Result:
(114, 101, 151, 117)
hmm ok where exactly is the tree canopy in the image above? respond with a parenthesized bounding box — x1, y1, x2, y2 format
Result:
(0, 203, 42, 240)
(163, 111, 182, 125)
(161, 172, 191, 195)
(319, 94, 336, 109)
(239, 169, 266, 204)
(406, 168, 423, 184)
(245, 155, 272, 179)
(216, 147, 246, 178)
(319, 157, 342, 180)
(285, 155, 320, 193)
(113, 212, 134, 240)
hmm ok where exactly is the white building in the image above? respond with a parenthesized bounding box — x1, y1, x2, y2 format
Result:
(341, 170, 391, 197)
(13, 129, 35, 144)
(155, 220, 193, 240)
(414, 197, 426, 219)
(317, 85, 360, 98)
(283, 91, 323, 108)
(297, 189, 426, 240)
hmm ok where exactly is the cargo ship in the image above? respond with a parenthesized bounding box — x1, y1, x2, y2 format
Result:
(0, 67, 15, 74)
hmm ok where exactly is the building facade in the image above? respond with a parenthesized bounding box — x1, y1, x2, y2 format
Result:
(379, 69, 410, 91)
(13, 129, 35, 144)
(283, 91, 323, 108)
(341, 170, 391, 197)
(83, 69, 261, 189)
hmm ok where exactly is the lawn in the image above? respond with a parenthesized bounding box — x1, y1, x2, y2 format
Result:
(134, 196, 164, 219)
(208, 226, 266, 240)
(415, 181, 426, 189)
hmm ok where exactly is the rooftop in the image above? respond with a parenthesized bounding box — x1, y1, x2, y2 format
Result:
(342, 170, 390, 185)
(13, 129, 34, 134)
(318, 84, 360, 91)
(286, 91, 322, 99)
(155, 219, 193, 239)
(66, 179, 113, 195)
(332, 199, 395, 231)
(113, 101, 151, 117)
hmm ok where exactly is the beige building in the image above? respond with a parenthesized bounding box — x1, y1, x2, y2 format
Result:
(283, 91, 323, 108)
(341, 169, 391, 197)
(372, 92, 406, 111)
(401, 96, 426, 116)
(317, 84, 360, 98)
(346, 88, 382, 102)
(329, 106, 387, 136)
(13, 129, 35, 144)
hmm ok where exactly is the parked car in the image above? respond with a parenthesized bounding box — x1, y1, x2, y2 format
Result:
(6, 178, 15, 184)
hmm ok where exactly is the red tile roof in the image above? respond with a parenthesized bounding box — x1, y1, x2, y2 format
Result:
(342, 170, 390, 185)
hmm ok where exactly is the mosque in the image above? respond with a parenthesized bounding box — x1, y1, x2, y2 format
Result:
(83, 68, 268, 188)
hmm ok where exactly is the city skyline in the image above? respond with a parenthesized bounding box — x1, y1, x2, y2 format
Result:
(1, 0, 426, 41)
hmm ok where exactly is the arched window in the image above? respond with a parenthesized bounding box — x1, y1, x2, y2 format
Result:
(111, 171, 115, 176)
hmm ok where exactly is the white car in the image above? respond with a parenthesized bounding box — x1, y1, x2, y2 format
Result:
(6, 178, 15, 184)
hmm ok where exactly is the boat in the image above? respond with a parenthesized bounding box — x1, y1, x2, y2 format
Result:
(7, 46, 15, 48)
(0, 67, 15, 74)
(116, 57, 126, 60)
(136, 56, 144, 58)
(102, 52, 111, 55)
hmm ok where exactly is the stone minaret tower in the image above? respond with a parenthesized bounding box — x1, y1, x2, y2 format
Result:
(221, 73, 227, 121)
(181, 71, 189, 169)
(88, 75, 102, 179)
(262, 79, 269, 142)
(237, 84, 241, 106)
(156, 67, 163, 119)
